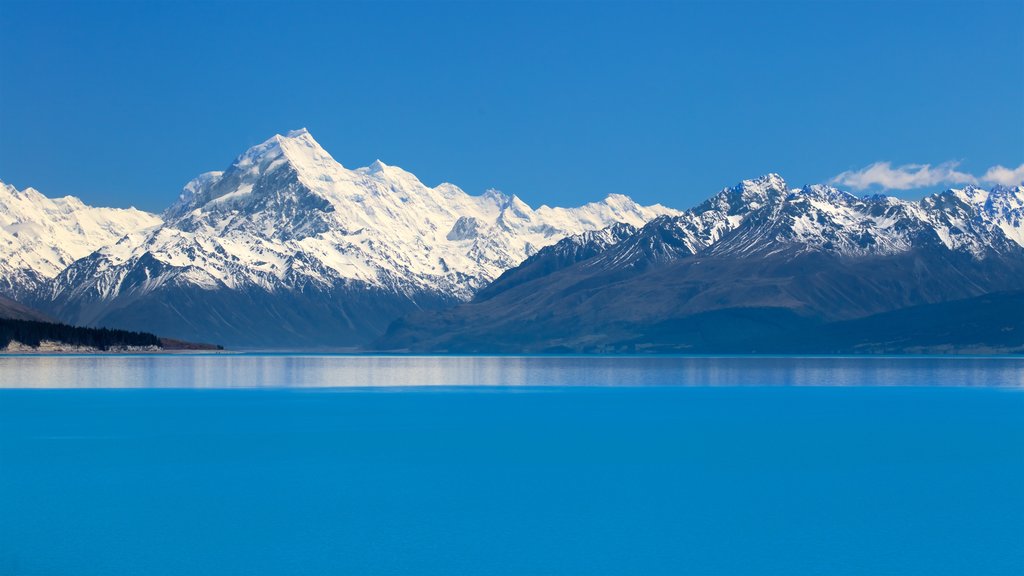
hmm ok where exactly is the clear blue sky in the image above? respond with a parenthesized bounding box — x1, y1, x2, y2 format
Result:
(1, 0, 1021, 212)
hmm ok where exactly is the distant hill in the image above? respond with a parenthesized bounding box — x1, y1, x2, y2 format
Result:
(381, 288, 1023, 355)
(0, 294, 55, 322)
(788, 290, 1024, 354)
(601, 291, 1024, 354)
(0, 296, 221, 352)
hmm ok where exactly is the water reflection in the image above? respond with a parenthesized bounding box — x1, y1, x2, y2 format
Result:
(0, 355, 1021, 388)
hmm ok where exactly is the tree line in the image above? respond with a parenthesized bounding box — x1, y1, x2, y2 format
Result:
(0, 318, 162, 350)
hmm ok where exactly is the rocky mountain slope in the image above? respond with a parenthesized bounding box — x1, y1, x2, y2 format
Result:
(0, 294, 55, 323)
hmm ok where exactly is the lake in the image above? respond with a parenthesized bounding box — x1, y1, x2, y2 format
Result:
(1, 355, 1022, 575)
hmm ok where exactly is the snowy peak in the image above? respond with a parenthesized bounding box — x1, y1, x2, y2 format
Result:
(363, 159, 389, 174)
(694, 173, 788, 217)
(950, 185, 990, 206)
(166, 129, 343, 220)
(743, 172, 788, 194)
(735, 173, 789, 207)
(940, 184, 1023, 215)
(272, 128, 342, 174)
(231, 128, 334, 177)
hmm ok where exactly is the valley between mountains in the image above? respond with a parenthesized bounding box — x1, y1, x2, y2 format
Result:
(2, 130, 1022, 353)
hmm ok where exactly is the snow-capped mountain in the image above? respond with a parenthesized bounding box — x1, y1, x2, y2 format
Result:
(38, 129, 678, 346)
(0, 182, 161, 298)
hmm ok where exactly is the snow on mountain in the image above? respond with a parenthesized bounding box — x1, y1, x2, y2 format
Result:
(983, 185, 1024, 247)
(588, 174, 790, 269)
(580, 174, 1024, 272)
(0, 182, 161, 297)
(38, 129, 679, 345)
(923, 185, 1024, 255)
(710, 182, 1024, 259)
(708, 183, 921, 258)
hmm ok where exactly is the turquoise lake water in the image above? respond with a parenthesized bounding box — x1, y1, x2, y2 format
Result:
(1, 356, 1022, 575)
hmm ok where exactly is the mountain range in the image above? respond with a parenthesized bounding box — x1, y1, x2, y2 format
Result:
(2, 130, 1021, 352)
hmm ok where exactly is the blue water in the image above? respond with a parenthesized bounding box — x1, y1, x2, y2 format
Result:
(1, 357, 1023, 575)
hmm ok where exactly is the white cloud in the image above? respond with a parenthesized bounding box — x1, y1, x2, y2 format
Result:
(981, 164, 1024, 187)
(831, 161, 1024, 191)
(830, 161, 977, 191)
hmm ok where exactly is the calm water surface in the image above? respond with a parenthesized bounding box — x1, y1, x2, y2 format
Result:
(0, 354, 1022, 388)
(1, 356, 1022, 575)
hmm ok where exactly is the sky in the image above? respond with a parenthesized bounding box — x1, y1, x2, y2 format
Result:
(1, 0, 1022, 213)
